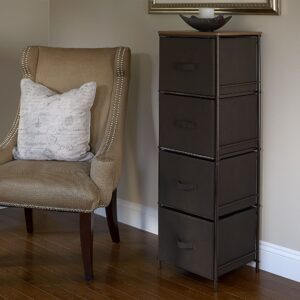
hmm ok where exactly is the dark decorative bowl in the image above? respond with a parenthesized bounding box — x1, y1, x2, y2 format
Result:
(180, 14, 232, 32)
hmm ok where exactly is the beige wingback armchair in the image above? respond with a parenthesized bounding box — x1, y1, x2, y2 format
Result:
(0, 46, 131, 280)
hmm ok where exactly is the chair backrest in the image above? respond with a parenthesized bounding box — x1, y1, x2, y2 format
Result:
(21, 46, 131, 156)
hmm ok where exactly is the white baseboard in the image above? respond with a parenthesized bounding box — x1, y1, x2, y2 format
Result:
(95, 198, 158, 235)
(250, 241, 300, 283)
(95, 198, 300, 283)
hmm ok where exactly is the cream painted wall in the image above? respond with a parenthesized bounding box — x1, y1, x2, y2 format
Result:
(0, 0, 49, 141)
(51, 0, 299, 252)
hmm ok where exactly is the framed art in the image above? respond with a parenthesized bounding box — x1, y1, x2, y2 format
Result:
(148, 0, 280, 15)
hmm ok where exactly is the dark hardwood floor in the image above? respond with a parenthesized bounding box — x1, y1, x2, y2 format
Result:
(0, 208, 299, 300)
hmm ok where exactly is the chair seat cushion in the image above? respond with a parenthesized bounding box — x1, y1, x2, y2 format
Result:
(0, 160, 100, 212)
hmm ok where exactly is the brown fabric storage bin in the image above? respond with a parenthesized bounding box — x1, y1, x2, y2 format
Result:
(159, 207, 257, 280)
(159, 93, 258, 158)
(159, 151, 257, 219)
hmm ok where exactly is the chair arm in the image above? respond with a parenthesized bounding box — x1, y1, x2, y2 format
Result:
(0, 111, 19, 165)
(90, 156, 116, 207)
(90, 47, 131, 207)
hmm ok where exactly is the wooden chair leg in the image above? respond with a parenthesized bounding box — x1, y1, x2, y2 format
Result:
(105, 189, 120, 243)
(80, 212, 94, 281)
(24, 208, 33, 233)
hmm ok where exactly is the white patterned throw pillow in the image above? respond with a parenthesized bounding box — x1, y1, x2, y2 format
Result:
(13, 79, 96, 161)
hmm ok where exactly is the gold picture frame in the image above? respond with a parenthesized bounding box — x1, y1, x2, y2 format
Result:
(148, 0, 280, 15)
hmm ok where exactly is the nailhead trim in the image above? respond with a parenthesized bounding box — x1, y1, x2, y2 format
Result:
(0, 47, 33, 149)
(101, 47, 126, 154)
(0, 106, 20, 149)
(21, 46, 32, 78)
(0, 202, 99, 213)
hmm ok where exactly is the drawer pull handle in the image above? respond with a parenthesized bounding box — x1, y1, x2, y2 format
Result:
(174, 120, 197, 130)
(174, 62, 198, 72)
(177, 241, 194, 250)
(177, 181, 197, 192)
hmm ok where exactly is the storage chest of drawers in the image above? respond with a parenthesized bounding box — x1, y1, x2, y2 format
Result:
(158, 31, 261, 289)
